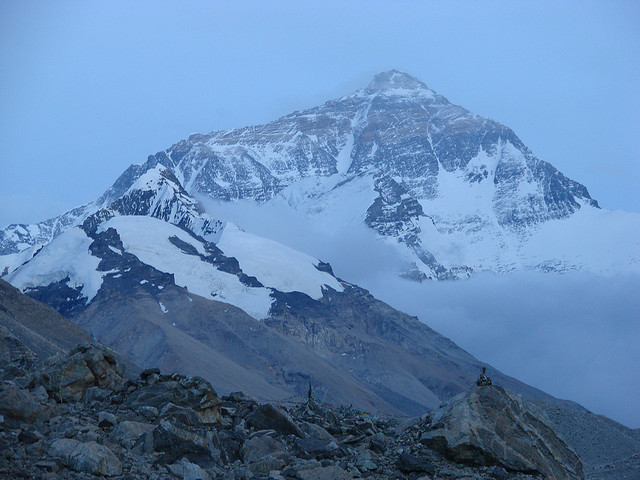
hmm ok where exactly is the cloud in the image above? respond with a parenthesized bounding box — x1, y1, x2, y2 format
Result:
(200, 198, 408, 280)
(363, 270, 640, 428)
(201, 197, 640, 428)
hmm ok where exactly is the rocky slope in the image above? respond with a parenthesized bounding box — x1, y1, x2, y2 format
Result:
(0, 279, 91, 364)
(0, 341, 587, 480)
(1, 283, 637, 479)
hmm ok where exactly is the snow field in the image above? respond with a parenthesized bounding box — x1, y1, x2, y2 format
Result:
(5, 228, 103, 303)
(100, 216, 273, 320)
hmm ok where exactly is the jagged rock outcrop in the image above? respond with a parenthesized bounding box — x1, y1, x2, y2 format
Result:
(420, 385, 584, 480)
(28, 342, 125, 402)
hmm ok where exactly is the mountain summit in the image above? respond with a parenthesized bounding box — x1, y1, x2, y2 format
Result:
(366, 70, 431, 93)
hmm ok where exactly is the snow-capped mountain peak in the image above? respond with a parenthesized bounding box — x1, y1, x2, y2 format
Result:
(366, 70, 433, 96)
(2, 71, 637, 281)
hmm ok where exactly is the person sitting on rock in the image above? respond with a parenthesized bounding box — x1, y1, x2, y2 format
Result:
(476, 367, 492, 386)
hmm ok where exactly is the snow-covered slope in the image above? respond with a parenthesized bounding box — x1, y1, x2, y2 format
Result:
(3, 70, 637, 279)
(0, 166, 223, 275)
(95, 70, 638, 280)
(217, 223, 343, 299)
(6, 212, 345, 321)
(6, 227, 103, 303)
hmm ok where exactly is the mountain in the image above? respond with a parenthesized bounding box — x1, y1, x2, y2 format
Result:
(2, 70, 638, 280)
(4, 165, 576, 415)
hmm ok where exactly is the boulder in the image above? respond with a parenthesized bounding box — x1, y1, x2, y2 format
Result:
(300, 422, 337, 443)
(49, 438, 122, 476)
(127, 376, 221, 424)
(152, 419, 220, 464)
(75, 343, 124, 391)
(396, 452, 435, 475)
(0, 383, 52, 424)
(295, 437, 340, 460)
(160, 402, 201, 426)
(36, 352, 96, 402)
(167, 457, 212, 480)
(246, 404, 304, 438)
(294, 464, 352, 480)
(242, 435, 289, 463)
(98, 411, 117, 428)
(420, 386, 584, 480)
(128, 382, 178, 408)
(110, 420, 155, 449)
(31, 342, 125, 402)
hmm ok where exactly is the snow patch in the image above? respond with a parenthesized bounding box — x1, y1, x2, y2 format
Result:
(217, 223, 343, 299)
(99, 216, 273, 319)
(5, 228, 103, 303)
(0, 244, 41, 277)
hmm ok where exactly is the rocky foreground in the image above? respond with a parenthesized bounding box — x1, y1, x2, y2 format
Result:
(0, 341, 587, 480)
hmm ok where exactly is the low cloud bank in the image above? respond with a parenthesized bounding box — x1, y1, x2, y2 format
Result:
(203, 198, 640, 428)
(364, 271, 640, 428)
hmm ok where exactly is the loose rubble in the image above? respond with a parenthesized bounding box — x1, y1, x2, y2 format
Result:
(0, 342, 583, 479)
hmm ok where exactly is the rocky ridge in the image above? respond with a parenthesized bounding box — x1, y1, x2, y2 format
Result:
(0, 340, 588, 480)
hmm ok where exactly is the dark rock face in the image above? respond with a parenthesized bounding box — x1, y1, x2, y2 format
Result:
(420, 386, 584, 480)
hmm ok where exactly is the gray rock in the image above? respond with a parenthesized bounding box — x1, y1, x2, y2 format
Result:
(294, 464, 352, 480)
(160, 402, 201, 426)
(74, 343, 125, 391)
(420, 386, 584, 480)
(110, 420, 154, 449)
(140, 367, 161, 378)
(168, 457, 212, 480)
(246, 404, 304, 438)
(49, 438, 122, 476)
(84, 386, 111, 402)
(0, 383, 51, 424)
(128, 382, 177, 408)
(300, 422, 337, 443)
(31, 385, 49, 402)
(295, 437, 340, 460)
(246, 455, 286, 475)
(242, 435, 289, 463)
(19, 429, 44, 444)
(98, 411, 117, 427)
(137, 405, 159, 420)
(152, 419, 219, 464)
(486, 465, 509, 480)
(31, 343, 125, 402)
(353, 449, 377, 472)
(396, 452, 435, 474)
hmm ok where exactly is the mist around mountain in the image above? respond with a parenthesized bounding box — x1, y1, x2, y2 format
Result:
(201, 198, 640, 429)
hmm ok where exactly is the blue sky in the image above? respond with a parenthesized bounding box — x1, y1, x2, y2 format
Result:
(1, 0, 639, 227)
